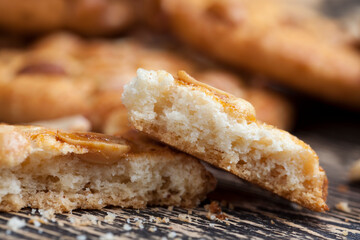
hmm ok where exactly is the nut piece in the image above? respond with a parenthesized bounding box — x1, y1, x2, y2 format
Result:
(177, 70, 256, 122)
(57, 131, 130, 164)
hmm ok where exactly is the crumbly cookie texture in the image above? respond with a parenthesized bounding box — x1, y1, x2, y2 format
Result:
(122, 69, 328, 212)
(0, 124, 216, 213)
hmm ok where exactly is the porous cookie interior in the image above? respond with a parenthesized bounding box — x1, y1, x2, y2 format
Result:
(0, 125, 215, 212)
(122, 69, 328, 211)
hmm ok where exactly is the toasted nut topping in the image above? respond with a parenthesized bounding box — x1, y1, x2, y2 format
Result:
(17, 62, 67, 75)
(57, 132, 130, 164)
(177, 71, 256, 122)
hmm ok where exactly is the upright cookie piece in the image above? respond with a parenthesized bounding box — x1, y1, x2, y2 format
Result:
(122, 69, 328, 212)
(162, 0, 360, 107)
(0, 124, 216, 212)
(104, 69, 293, 135)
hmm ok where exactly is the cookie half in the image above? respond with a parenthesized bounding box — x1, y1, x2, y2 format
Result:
(122, 69, 328, 212)
(0, 124, 216, 212)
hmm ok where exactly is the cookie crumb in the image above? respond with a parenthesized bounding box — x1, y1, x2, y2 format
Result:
(205, 201, 229, 221)
(104, 212, 116, 224)
(168, 206, 174, 211)
(7, 217, 26, 231)
(336, 202, 351, 213)
(205, 201, 221, 214)
(178, 214, 191, 223)
(76, 235, 87, 240)
(136, 220, 144, 229)
(100, 232, 114, 240)
(33, 219, 41, 228)
(68, 215, 100, 226)
(149, 226, 157, 232)
(29, 216, 47, 225)
(123, 224, 132, 231)
(168, 232, 177, 238)
(155, 217, 170, 224)
(270, 220, 275, 224)
(38, 209, 55, 221)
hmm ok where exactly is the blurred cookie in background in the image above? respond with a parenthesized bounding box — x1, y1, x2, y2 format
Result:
(162, 0, 360, 108)
(0, 0, 136, 36)
(0, 73, 95, 123)
(0, 32, 293, 133)
(0, 0, 65, 34)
